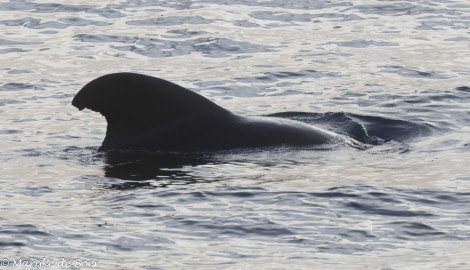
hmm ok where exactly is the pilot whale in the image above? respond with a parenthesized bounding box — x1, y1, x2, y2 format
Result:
(72, 72, 339, 152)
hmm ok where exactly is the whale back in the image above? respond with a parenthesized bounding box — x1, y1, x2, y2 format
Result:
(72, 72, 227, 140)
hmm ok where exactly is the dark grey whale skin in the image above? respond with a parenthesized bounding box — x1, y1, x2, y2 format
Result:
(72, 72, 339, 152)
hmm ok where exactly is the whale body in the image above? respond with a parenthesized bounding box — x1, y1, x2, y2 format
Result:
(72, 72, 339, 152)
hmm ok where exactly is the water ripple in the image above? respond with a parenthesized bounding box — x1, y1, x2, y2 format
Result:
(127, 16, 214, 26)
(74, 34, 274, 58)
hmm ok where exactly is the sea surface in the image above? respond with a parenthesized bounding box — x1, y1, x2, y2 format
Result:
(1, 0, 470, 269)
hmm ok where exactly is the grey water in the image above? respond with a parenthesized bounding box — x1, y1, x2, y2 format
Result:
(1, 0, 470, 269)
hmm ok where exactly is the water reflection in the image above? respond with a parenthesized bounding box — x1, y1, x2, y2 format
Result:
(103, 150, 218, 188)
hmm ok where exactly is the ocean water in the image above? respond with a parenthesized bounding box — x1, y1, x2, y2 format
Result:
(1, 0, 470, 269)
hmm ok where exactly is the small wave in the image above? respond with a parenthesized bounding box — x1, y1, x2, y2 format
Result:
(456, 86, 470, 92)
(268, 111, 435, 145)
(74, 34, 274, 58)
(380, 65, 451, 79)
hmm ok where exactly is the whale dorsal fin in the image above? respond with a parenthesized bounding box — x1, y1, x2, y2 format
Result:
(72, 72, 228, 139)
